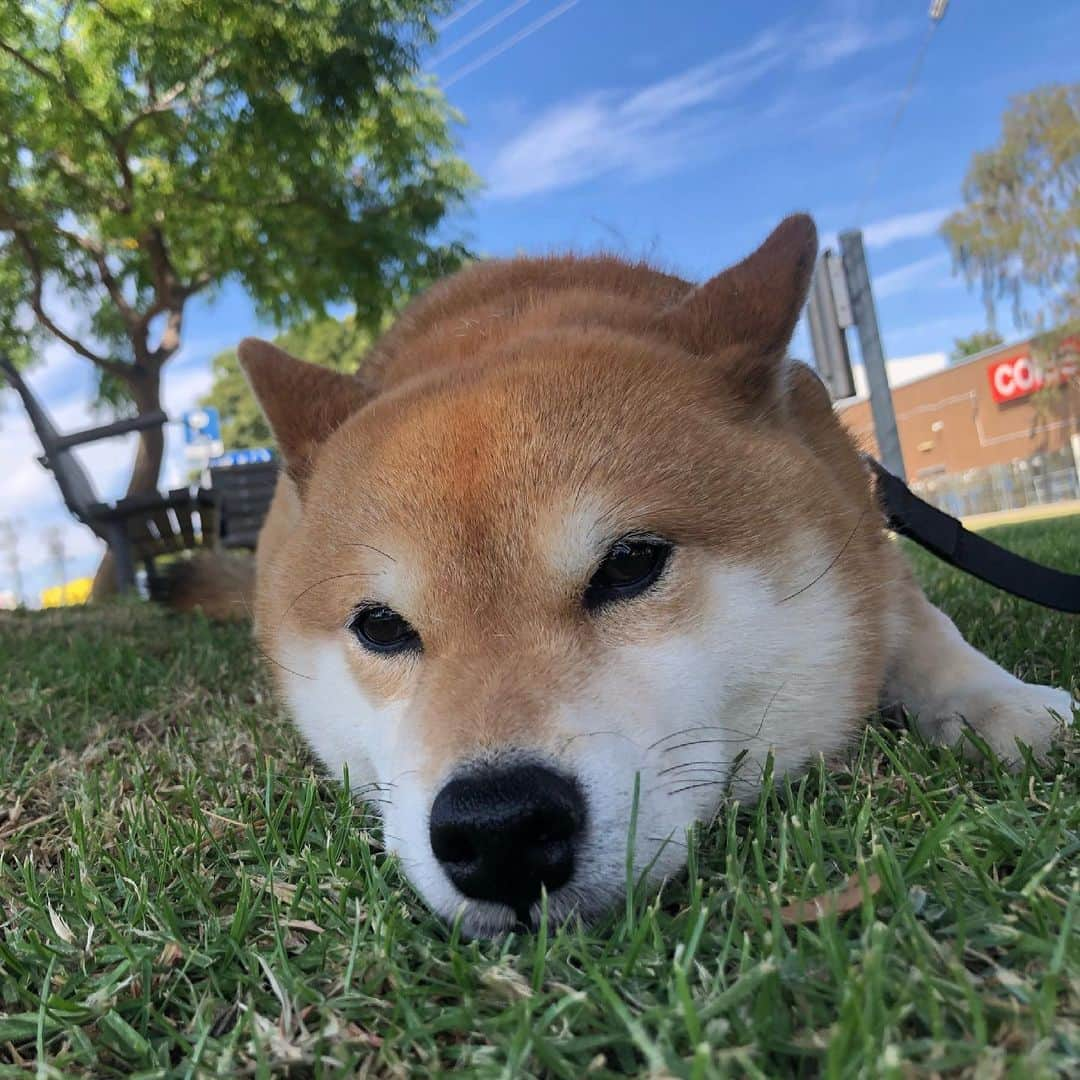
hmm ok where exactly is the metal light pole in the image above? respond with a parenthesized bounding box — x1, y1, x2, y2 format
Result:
(839, 229, 906, 480)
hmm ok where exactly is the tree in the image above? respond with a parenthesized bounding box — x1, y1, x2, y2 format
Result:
(942, 84, 1079, 341)
(950, 329, 1004, 364)
(202, 314, 376, 450)
(0, 0, 473, 594)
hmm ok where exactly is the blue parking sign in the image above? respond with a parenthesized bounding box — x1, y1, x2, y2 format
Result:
(182, 407, 221, 446)
(210, 448, 275, 467)
(182, 407, 224, 461)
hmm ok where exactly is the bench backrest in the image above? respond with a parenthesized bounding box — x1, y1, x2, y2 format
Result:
(0, 355, 101, 525)
(208, 459, 279, 549)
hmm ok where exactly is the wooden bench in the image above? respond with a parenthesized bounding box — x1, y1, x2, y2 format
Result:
(209, 458, 279, 550)
(2, 353, 223, 592)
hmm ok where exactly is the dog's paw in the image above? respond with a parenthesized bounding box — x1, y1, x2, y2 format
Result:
(915, 682, 1075, 766)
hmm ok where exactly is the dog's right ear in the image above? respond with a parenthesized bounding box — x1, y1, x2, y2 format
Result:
(658, 214, 818, 413)
(237, 338, 370, 490)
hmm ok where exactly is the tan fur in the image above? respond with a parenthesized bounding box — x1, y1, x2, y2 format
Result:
(245, 218, 892, 767)
(227, 214, 1072, 933)
(164, 551, 254, 622)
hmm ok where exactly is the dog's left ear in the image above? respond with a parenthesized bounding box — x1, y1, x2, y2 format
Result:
(237, 337, 371, 490)
(659, 213, 818, 408)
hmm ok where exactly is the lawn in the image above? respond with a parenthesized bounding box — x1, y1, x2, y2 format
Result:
(1, 518, 1077, 1078)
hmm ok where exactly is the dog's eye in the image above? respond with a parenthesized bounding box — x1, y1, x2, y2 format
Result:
(347, 605, 421, 654)
(584, 537, 672, 610)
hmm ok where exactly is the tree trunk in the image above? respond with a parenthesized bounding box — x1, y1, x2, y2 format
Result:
(91, 368, 166, 599)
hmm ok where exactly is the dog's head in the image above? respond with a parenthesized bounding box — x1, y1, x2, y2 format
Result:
(240, 216, 888, 936)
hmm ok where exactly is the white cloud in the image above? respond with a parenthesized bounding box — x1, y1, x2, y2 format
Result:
(162, 361, 214, 418)
(798, 16, 911, 70)
(819, 206, 957, 257)
(863, 207, 953, 249)
(1, 347, 123, 600)
(1, 344, 218, 605)
(18, 517, 104, 577)
(486, 35, 784, 200)
(485, 12, 916, 201)
(874, 253, 955, 299)
(0, 382, 108, 603)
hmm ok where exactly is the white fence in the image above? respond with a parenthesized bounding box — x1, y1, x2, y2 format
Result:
(911, 447, 1080, 518)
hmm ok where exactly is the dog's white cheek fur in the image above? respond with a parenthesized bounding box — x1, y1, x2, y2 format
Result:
(555, 548, 869, 913)
(276, 635, 494, 929)
(277, 635, 402, 799)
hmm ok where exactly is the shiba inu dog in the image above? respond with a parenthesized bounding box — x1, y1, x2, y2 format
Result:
(234, 215, 1073, 938)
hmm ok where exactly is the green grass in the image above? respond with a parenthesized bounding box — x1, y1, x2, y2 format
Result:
(1, 518, 1077, 1078)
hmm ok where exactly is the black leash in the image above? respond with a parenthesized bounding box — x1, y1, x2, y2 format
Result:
(867, 457, 1080, 615)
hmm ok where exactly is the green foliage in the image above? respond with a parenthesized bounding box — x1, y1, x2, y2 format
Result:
(0, 517, 1077, 1074)
(950, 329, 1004, 364)
(942, 83, 1080, 336)
(203, 314, 376, 449)
(0, 0, 473, 395)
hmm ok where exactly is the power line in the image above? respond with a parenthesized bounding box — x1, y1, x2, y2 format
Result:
(442, 0, 582, 88)
(0, 518, 25, 606)
(45, 525, 68, 599)
(438, 0, 490, 32)
(855, 1, 949, 222)
(431, 0, 534, 68)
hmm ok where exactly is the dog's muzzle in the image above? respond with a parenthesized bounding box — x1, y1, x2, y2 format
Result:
(428, 763, 586, 920)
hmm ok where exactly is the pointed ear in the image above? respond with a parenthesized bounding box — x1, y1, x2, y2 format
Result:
(237, 338, 370, 489)
(659, 213, 818, 406)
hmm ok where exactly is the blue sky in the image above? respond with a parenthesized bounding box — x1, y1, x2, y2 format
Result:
(2, 0, 1078, 604)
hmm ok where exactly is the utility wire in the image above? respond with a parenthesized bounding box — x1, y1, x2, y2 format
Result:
(855, 1, 949, 221)
(442, 0, 583, 88)
(438, 0, 489, 32)
(431, 0, 534, 68)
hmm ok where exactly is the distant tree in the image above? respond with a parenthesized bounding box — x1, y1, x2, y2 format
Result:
(950, 329, 1004, 364)
(942, 83, 1079, 343)
(202, 315, 376, 450)
(0, 0, 473, 594)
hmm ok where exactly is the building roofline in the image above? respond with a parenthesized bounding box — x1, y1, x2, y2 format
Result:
(831, 334, 1034, 411)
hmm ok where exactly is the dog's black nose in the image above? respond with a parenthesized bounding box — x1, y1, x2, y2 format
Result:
(429, 764, 585, 918)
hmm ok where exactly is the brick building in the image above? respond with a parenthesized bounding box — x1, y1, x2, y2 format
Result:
(835, 338, 1080, 516)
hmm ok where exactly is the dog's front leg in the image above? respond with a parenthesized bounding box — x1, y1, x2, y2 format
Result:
(881, 583, 1075, 764)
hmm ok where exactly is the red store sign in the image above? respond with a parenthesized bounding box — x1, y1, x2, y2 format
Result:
(988, 354, 1043, 403)
(988, 339, 1079, 404)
